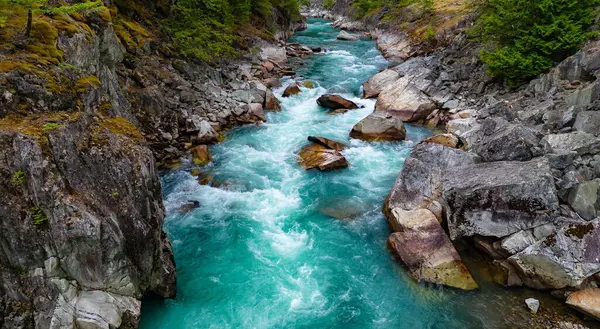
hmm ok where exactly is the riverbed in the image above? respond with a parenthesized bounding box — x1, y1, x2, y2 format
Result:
(140, 18, 594, 329)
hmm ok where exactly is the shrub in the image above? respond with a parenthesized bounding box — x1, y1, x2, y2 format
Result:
(323, 0, 335, 9)
(31, 206, 48, 225)
(476, 0, 600, 88)
(12, 170, 25, 184)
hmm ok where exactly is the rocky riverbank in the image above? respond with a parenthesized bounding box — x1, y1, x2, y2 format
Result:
(304, 1, 600, 326)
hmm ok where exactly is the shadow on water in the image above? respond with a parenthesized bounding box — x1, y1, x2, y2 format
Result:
(140, 18, 599, 329)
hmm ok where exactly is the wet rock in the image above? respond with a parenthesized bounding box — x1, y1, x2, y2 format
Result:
(307, 136, 346, 151)
(566, 288, 600, 320)
(349, 112, 406, 141)
(525, 298, 540, 314)
(492, 260, 524, 287)
(337, 30, 360, 41)
(181, 200, 200, 212)
(443, 158, 559, 239)
(385, 143, 481, 214)
(75, 290, 140, 329)
(303, 80, 315, 88)
(567, 179, 600, 220)
(239, 103, 266, 122)
(192, 145, 211, 166)
(423, 134, 459, 148)
(298, 144, 348, 171)
(362, 69, 400, 99)
(265, 89, 281, 111)
(573, 111, 600, 136)
(263, 77, 283, 88)
(386, 208, 478, 290)
(317, 94, 359, 109)
(510, 219, 600, 289)
(190, 118, 219, 144)
(282, 82, 301, 97)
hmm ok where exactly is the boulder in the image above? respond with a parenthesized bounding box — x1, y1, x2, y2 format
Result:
(492, 260, 524, 287)
(265, 89, 281, 111)
(467, 118, 543, 162)
(386, 208, 478, 290)
(307, 136, 346, 151)
(337, 30, 360, 41)
(423, 134, 459, 148)
(239, 103, 266, 122)
(282, 83, 301, 97)
(568, 179, 600, 220)
(542, 131, 600, 155)
(317, 94, 359, 110)
(525, 298, 540, 314)
(349, 112, 406, 141)
(298, 137, 349, 171)
(443, 158, 559, 239)
(499, 230, 538, 255)
(385, 143, 481, 215)
(362, 69, 400, 98)
(375, 76, 437, 122)
(510, 219, 600, 289)
(566, 288, 600, 320)
(75, 291, 140, 329)
(192, 145, 211, 166)
(574, 111, 600, 136)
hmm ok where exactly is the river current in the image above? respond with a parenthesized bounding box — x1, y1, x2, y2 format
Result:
(140, 18, 577, 329)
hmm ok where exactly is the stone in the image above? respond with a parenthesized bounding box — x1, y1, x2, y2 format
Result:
(239, 103, 266, 122)
(282, 83, 301, 97)
(386, 208, 478, 290)
(423, 134, 459, 148)
(573, 111, 600, 136)
(567, 179, 600, 220)
(443, 158, 559, 239)
(337, 30, 360, 41)
(362, 69, 400, 98)
(263, 61, 275, 72)
(265, 89, 281, 111)
(75, 291, 141, 329)
(510, 219, 600, 289)
(446, 118, 477, 136)
(542, 131, 600, 155)
(317, 94, 359, 110)
(492, 260, 523, 287)
(307, 136, 346, 151)
(525, 298, 540, 314)
(473, 236, 507, 260)
(467, 118, 543, 162)
(500, 230, 538, 255)
(195, 120, 219, 144)
(349, 112, 406, 141)
(385, 143, 481, 215)
(263, 77, 283, 88)
(566, 288, 600, 320)
(298, 144, 348, 171)
(192, 145, 211, 166)
(375, 76, 437, 122)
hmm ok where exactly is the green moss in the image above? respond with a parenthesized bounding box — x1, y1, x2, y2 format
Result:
(43, 122, 63, 131)
(75, 76, 101, 93)
(12, 170, 25, 184)
(99, 117, 144, 141)
(30, 206, 48, 225)
(303, 80, 314, 88)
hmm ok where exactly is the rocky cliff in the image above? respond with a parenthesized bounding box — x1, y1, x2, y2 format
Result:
(0, 0, 304, 327)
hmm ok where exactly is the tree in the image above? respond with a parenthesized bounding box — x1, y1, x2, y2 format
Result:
(476, 0, 600, 88)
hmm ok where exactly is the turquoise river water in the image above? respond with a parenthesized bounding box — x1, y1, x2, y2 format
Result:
(140, 18, 588, 329)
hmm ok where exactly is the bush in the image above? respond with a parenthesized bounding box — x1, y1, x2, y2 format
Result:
(476, 0, 600, 88)
(31, 206, 48, 225)
(12, 170, 25, 184)
(323, 0, 335, 9)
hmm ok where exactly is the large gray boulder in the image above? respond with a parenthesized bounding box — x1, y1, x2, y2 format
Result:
(573, 111, 600, 136)
(542, 131, 600, 155)
(443, 158, 559, 239)
(349, 112, 407, 141)
(384, 143, 481, 215)
(466, 118, 543, 162)
(362, 69, 400, 99)
(337, 30, 360, 41)
(375, 75, 437, 122)
(510, 219, 600, 289)
(568, 179, 600, 220)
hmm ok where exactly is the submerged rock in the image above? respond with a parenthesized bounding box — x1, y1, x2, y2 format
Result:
(362, 69, 400, 99)
(510, 219, 600, 289)
(317, 94, 359, 109)
(337, 30, 360, 41)
(525, 298, 540, 314)
(386, 208, 478, 290)
(350, 112, 406, 141)
(443, 158, 559, 239)
(298, 136, 348, 171)
(265, 89, 281, 111)
(282, 82, 301, 97)
(566, 288, 600, 320)
(192, 145, 211, 166)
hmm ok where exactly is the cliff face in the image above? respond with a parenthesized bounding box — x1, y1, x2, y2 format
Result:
(0, 0, 299, 327)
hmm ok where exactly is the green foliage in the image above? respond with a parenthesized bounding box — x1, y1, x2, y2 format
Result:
(476, 0, 600, 88)
(12, 170, 25, 184)
(167, 0, 303, 61)
(43, 122, 62, 131)
(351, 0, 431, 18)
(323, 0, 335, 9)
(41, 0, 103, 15)
(423, 24, 435, 40)
(30, 206, 48, 225)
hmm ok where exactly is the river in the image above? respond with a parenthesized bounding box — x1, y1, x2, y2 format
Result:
(140, 18, 583, 329)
